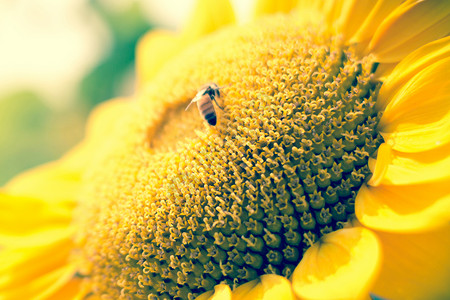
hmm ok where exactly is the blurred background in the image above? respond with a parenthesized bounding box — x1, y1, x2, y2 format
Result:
(0, 0, 255, 185)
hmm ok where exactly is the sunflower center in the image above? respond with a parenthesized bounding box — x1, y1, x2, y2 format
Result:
(76, 15, 383, 300)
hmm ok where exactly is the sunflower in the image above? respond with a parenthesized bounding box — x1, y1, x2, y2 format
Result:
(1, 0, 449, 299)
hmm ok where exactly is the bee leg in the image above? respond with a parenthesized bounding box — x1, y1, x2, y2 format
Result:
(212, 96, 224, 110)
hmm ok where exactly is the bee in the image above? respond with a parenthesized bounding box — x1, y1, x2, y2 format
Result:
(186, 83, 225, 126)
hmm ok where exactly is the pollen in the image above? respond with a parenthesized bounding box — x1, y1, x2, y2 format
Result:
(75, 15, 383, 299)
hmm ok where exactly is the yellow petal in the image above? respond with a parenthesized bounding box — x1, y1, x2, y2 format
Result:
(136, 30, 184, 88)
(372, 224, 450, 299)
(0, 102, 129, 245)
(196, 284, 232, 300)
(292, 227, 381, 300)
(367, 143, 391, 187)
(356, 182, 450, 233)
(61, 98, 131, 172)
(46, 276, 82, 300)
(372, 142, 450, 186)
(0, 264, 78, 300)
(379, 57, 450, 153)
(315, 0, 345, 33)
(295, 2, 326, 28)
(336, 0, 377, 41)
(233, 274, 294, 300)
(0, 162, 77, 248)
(196, 290, 214, 300)
(254, 0, 298, 18)
(377, 36, 450, 110)
(3, 162, 80, 205)
(211, 285, 232, 300)
(350, 0, 404, 45)
(372, 61, 397, 80)
(373, 14, 450, 63)
(0, 229, 73, 292)
(136, 0, 235, 88)
(369, 0, 450, 63)
(183, 0, 235, 41)
(0, 192, 72, 241)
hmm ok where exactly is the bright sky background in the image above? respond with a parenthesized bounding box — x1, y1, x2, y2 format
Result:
(0, 0, 255, 108)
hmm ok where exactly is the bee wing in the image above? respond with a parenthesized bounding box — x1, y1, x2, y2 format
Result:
(185, 94, 202, 111)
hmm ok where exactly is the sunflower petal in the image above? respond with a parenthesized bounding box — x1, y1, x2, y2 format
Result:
(0, 163, 77, 247)
(372, 143, 450, 185)
(233, 275, 294, 300)
(356, 182, 450, 232)
(379, 57, 450, 153)
(350, 0, 403, 45)
(196, 284, 231, 300)
(367, 143, 391, 187)
(183, 0, 235, 41)
(0, 264, 79, 300)
(46, 276, 83, 300)
(319, 0, 345, 32)
(62, 98, 131, 172)
(0, 192, 72, 242)
(0, 229, 73, 293)
(376, 36, 450, 110)
(137, 0, 235, 87)
(254, 0, 298, 17)
(292, 227, 381, 300)
(336, 0, 377, 40)
(136, 30, 184, 88)
(371, 224, 450, 299)
(369, 0, 450, 63)
(3, 162, 80, 205)
(295, 1, 326, 28)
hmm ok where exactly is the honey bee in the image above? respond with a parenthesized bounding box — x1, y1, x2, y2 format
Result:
(186, 83, 225, 126)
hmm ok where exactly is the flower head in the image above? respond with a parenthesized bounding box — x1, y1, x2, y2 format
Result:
(1, 1, 449, 299)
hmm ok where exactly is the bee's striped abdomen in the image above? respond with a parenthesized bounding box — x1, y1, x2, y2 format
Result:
(204, 113, 217, 125)
(198, 97, 217, 126)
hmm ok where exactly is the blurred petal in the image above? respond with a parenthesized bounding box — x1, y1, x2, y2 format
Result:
(350, 0, 403, 45)
(0, 179, 74, 247)
(254, 0, 298, 18)
(336, 0, 377, 40)
(196, 284, 231, 300)
(379, 58, 450, 153)
(233, 275, 294, 300)
(183, 0, 235, 41)
(0, 264, 79, 300)
(320, 0, 345, 32)
(0, 230, 74, 297)
(3, 162, 80, 205)
(369, 0, 450, 63)
(372, 224, 450, 299)
(0, 163, 76, 247)
(376, 36, 450, 110)
(292, 227, 380, 300)
(62, 98, 132, 172)
(356, 182, 450, 232)
(295, 2, 325, 28)
(0, 98, 130, 246)
(0, 98, 131, 297)
(136, 30, 184, 88)
(46, 276, 83, 300)
(371, 143, 450, 186)
(137, 0, 235, 88)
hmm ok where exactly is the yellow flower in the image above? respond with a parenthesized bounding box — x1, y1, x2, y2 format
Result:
(1, 0, 449, 299)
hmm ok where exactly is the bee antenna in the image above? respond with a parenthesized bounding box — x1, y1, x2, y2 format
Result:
(218, 83, 231, 90)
